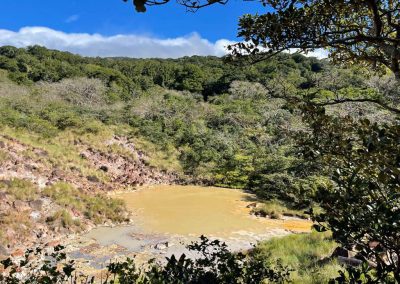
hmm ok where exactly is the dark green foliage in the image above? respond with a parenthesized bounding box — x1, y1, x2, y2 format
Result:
(0, 46, 327, 95)
(300, 105, 400, 282)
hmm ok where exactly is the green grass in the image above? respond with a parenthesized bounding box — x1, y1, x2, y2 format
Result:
(0, 149, 9, 163)
(251, 199, 310, 219)
(254, 232, 341, 283)
(0, 178, 38, 201)
(46, 209, 77, 228)
(43, 182, 127, 224)
(132, 136, 183, 173)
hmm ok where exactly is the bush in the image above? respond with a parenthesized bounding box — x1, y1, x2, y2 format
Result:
(46, 209, 75, 228)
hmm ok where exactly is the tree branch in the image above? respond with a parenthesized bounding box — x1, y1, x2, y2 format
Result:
(315, 98, 400, 115)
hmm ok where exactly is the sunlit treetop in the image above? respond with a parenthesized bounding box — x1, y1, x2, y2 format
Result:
(125, 0, 400, 80)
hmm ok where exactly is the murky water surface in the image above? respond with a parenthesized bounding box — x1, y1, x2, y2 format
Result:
(114, 185, 310, 235)
(119, 185, 267, 235)
(75, 186, 311, 267)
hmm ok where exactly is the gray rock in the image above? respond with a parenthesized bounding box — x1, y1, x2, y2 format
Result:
(87, 175, 100, 183)
(0, 192, 7, 201)
(155, 242, 169, 250)
(36, 150, 48, 157)
(30, 211, 41, 220)
(99, 165, 109, 172)
(30, 200, 44, 211)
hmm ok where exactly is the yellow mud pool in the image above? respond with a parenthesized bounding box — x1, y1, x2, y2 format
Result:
(73, 185, 312, 268)
(115, 185, 311, 236)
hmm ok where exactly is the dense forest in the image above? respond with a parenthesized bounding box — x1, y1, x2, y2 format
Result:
(0, 45, 399, 283)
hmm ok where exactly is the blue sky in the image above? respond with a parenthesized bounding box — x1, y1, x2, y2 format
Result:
(1, 0, 265, 41)
(0, 1, 327, 58)
(0, 0, 270, 58)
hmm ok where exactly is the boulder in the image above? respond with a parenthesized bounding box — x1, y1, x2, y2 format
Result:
(45, 240, 60, 248)
(30, 211, 41, 220)
(0, 192, 7, 201)
(30, 200, 44, 211)
(36, 150, 48, 157)
(331, 247, 357, 258)
(99, 165, 109, 172)
(155, 242, 169, 250)
(87, 175, 100, 183)
(0, 141, 5, 148)
(51, 169, 64, 178)
(11, 248, 24, 258)
(246, 202, 257, 209)
(337, 256, 363, 267)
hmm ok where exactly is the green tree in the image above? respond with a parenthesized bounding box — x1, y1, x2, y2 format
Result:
(176, 64, 207, 93)
(301, 106, 400, 282)
(231, 1, 400, 79)
(125, 0, 400, 80)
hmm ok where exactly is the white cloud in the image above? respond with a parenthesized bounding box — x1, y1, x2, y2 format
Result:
(65, 15, 80, 23)
(288, 48, 329, 59)
(0, 26, 235, 58)
(0, 26, 329, 59)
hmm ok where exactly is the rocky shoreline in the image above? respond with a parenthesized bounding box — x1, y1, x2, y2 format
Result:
(0, 133, 186, 258)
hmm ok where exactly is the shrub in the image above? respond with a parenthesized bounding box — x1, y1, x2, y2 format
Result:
(47, 209, 74, 228)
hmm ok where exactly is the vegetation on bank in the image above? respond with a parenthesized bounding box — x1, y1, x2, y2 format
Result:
(255, 232, 339, 283)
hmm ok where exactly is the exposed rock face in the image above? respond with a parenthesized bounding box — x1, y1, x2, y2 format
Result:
(0, 134, 182, 193)
(0, 134, 185, 254)
(78, 136, 180, 188)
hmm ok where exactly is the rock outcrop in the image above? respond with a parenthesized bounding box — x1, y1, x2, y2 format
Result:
(0, 134, 184, 253)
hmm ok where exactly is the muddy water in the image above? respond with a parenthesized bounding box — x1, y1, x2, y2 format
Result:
(76, 185, 311, 266)
(115, 185, 309, 236)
